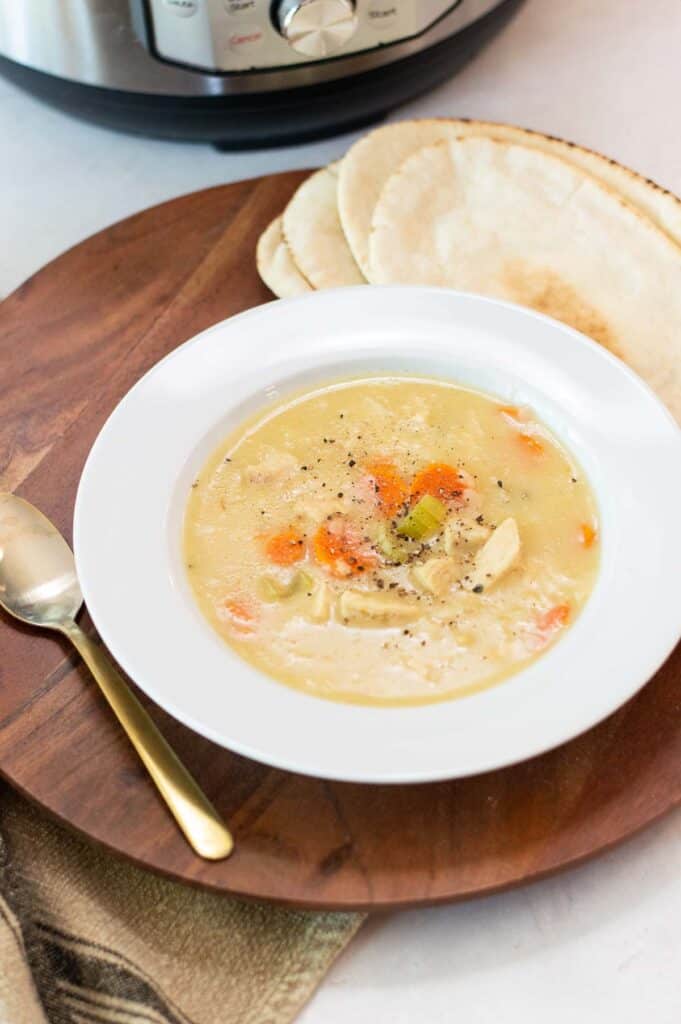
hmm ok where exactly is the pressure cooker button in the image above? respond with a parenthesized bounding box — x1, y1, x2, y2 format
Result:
(227, 24, 265, 53)
(275, 0, 358, 58)
(367, 3, 398, 30)
(163, 0, 199, 16)
(224, 0, 256, 15)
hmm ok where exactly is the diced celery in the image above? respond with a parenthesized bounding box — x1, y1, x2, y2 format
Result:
(375, 526, 400, 560)
(298, 571, 314, 592)
(397, 494, 447, 540)
(258, 570, 313, 602)
(258, 575, 290, 601)
(373, 524, 415, 564)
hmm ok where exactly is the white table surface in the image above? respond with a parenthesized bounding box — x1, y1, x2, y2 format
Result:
(3, 0, 680, 1020)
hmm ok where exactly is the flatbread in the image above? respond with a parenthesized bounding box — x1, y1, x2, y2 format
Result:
(369, 137, 681, 419)
(338, 119, 681, 276)
(256, 216, 312, 298)
(282, 162, 366, 289)
(339, 121, 462, 277)
(462, 120, 681, 250)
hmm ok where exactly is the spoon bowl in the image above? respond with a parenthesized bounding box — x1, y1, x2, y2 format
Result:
(0, 494, 82, 627)
(0, 493, 233, 860)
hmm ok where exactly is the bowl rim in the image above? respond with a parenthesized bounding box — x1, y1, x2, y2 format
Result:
(73, 286, 681, 783)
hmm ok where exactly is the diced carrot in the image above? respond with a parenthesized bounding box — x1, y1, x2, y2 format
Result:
(365, 460, 408, 518)
(264, 528, 306, 566)
(313, 519, 377, 578)
(410, 462, 470, 506)
(517, 433, 544, 456)
(579, 523, 597, 548)
(536, 604, 571, 633)
(222, 596, 258, 634)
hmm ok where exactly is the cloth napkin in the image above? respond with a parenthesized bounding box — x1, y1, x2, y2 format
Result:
(0, 782, 363, 1024)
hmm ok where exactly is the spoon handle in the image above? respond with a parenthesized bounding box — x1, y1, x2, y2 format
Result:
(62, 621, 234, 861)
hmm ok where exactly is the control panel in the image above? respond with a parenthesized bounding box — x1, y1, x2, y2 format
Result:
(144, 0, 468, 72)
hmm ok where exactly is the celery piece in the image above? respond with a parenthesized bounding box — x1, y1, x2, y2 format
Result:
(258, 570, 313, 602)
(373, 524, 415, 564)
(397, 494, 447, 540)
(374, 525, 401, 561)
(298, 571, 314, 593)
(258, 575, 291, 601)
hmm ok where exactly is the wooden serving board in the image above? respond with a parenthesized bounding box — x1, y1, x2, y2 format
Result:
(1, 172, 680, 910)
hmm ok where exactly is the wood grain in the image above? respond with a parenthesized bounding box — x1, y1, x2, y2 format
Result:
(1, 172, 679, 910)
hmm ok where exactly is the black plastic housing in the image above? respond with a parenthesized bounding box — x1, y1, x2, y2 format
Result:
(0, 0, 522, 148)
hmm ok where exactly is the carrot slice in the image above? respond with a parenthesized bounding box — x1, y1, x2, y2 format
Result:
(264, 528, 306, 566)
(517, 433, 544, 456)
(536, 604, 571, 633)
(498, 405, 522, 420)
(313, 519, 377, 578)
(410, 462, 469, 506)
(365, 460, 408, 518)
(222, 596, 258, 634)
(579, 523, 597, 548)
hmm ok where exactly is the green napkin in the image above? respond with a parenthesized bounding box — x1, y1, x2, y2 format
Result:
(0, 784, 363, 1024)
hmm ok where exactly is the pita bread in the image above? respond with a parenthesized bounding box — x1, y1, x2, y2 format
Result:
(462, 120, 681, 250)
(338, 121, 462, 277)
(282, 162, 365, 289)
(369, 137, 681, 419)
(256, 216, 312, 298)
(338, 119, 681, 276)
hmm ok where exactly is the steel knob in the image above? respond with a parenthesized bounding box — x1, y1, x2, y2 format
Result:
(276, 0, 358, 58)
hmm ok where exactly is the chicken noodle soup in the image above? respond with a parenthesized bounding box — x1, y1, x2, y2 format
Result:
(184, 378, 599, 705)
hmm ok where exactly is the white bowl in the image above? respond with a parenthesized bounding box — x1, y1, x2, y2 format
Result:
(74, 287, 681, 784)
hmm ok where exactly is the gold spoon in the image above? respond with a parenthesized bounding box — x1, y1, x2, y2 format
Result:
(0, 493, 233, 861)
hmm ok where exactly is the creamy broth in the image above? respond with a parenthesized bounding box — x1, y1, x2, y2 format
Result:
(184, 378, 599, 705)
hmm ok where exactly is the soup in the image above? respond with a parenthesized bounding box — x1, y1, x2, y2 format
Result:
(184, 378, 599, 705)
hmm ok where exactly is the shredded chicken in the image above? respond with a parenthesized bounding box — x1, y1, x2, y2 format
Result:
(411, 557, 459, 597)
(444, 519, 491, 554)
(467, 518, 521, 592)
(338, 589, 422, 627)
(309, 581, 332, 623)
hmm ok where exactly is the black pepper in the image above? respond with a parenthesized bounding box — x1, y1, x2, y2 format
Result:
(473, 584, 484, 594)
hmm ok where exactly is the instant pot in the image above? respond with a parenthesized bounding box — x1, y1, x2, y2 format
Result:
(0, 0, 522, 147)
